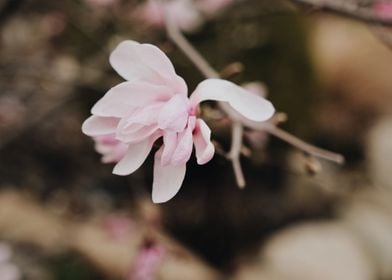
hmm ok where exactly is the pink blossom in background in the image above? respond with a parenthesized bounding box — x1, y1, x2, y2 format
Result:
(40, 12, 67, 37)
(373, 1, 392, 18)
(82, 40, 275, 203)
(136, 0, 203, 33)
(102, 215, 135, 241)
(0, 96, 25, 129)
(0, 243, 11, 263)
(0, 243, 21, 280)
(128, 243, 165, 280)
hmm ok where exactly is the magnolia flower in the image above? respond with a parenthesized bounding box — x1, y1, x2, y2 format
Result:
(82, 40, 274, 203)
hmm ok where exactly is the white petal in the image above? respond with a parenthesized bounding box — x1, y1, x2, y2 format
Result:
(112, 135, 158, 176)
(109, 40, 188, 93)
(152, 147, 186, 203)
(190, 79, 275, 122)
(158, 94, 190, 132)
(91, 81, 172, 118)
(193, 119, 215, 165)
(82, 116, 119, 136)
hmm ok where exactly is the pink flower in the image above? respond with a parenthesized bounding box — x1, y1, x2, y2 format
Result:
(373, 1, 392, 18)
(102, 215, 135, 240)
(82, 40, 275, 203)
(136, 0, 203, 33)
(128, 243, 165, 280)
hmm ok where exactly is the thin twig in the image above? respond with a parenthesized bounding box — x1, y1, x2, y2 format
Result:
(290, 0, 392, 25)
(265, 125, 345, 164)
(162, 3, 345, 187)
(228, 122, 246, 188)
(165, 15, 219, 78)
(232, 117, 345, 164)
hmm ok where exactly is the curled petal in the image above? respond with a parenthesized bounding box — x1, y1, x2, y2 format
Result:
(116, 123, 158, 144)
(190, 79, 275, 122)
(161, 132, 177, 165)
(128, 102, 164, 125)
(91, 81, 172, 118)
(193, 119, 215, 165)
(115, 103, 163, 143)
(158, 94, 190, 132)
(170, 123, 193, 166)
(109, 40, 187, 93)
(113, 134, 159, 176)
(152, 147, 186, 203)
(82, 116, 119, 136)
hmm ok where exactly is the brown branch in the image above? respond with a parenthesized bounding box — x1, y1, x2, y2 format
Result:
(163, 6, 345, 185)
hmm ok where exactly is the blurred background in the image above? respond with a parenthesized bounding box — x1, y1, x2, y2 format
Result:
(1, 0, 392, 279)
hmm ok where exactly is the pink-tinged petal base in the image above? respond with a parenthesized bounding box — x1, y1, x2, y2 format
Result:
(152, 147, 186, 203)
(158, 94, 190, 132)
(190, 78, 275, 122)
(193, 119, 215, 165)
(113, 135, 158, 176)
(94, 135, 128, 163)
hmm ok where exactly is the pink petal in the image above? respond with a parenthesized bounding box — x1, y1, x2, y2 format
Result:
(82, 116, 119, 136)
(158, 94, 190, 132)
(91, 81, 172, 118)
(129, 102, 164, 125)
(94, 134, 128, 163)
(190, 79, 275, 122)
(116, 123, 158, 144)
(170, 121, 193, 166)
(101, 145, 128, 163)
(161, 132, 177, 165)
(112, 135, 158, 175)
(152, 147, 186, 203)
(193, 119, 215, 165)
(109, 40, 187, 93)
